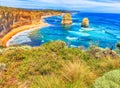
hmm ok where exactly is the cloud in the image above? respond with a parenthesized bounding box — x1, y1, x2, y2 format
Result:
(0, 0, 120, 13)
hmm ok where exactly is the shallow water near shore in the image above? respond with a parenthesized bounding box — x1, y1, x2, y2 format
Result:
(7, 12, 120, 49)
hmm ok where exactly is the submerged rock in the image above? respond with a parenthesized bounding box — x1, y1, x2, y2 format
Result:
(116, 42, 120, 49)
(61, 13, 72, 25)
(62, 24, 71, 29)
(81, 18, 89, 28)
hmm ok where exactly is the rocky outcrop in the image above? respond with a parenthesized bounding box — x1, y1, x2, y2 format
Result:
(61, 13, 72, 25)
(0, 6, 62, 38)
(87, 46, 119, 59)
(81, 18, 89, 28)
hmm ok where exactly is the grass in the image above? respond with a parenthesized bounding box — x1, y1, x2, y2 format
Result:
(0, 41, 120, 88)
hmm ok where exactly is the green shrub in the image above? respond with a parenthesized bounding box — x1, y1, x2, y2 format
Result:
(42, 40, 66, 52)
(4, 48, 27, 61)
(93, 69, 120, 88)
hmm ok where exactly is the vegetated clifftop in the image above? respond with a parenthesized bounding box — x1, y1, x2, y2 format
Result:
(0, 41, 120, 88)
(0, 6, 62, 38)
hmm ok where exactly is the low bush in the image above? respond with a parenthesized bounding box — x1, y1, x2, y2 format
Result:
(93, 69, 120, 88)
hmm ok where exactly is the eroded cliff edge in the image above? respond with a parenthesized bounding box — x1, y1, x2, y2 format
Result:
(0, 6, 62, 38)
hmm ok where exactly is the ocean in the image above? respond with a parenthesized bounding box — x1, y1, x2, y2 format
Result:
(7, 12, 120, 49)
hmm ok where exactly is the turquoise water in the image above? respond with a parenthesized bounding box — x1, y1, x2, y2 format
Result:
(8, 12, 120, 49)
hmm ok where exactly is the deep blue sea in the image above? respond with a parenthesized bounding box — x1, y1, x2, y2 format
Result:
(8, 12, 120, 49)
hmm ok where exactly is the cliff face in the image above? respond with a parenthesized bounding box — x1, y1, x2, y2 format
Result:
(0, 6, 62, 38)
(61, 13, 72, 25)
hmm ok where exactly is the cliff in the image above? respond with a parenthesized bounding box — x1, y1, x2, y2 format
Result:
(61, 13, 72, 25)
(0, 6, 62, 38)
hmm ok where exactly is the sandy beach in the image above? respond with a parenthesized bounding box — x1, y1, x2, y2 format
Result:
(1, 16, 51, 47)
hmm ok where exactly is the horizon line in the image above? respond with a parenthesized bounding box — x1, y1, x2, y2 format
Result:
(0, 5, 120, 14)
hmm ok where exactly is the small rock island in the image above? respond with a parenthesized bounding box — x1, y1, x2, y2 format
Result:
(81, 18, 89, 28)
(61, 13, 72, 25)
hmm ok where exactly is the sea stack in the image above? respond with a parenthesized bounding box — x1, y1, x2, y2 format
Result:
(61, 13, 72, 25)
(81, 18, 89, 28)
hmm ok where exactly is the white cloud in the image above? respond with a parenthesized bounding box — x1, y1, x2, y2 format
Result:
(0, 0, 120, 13)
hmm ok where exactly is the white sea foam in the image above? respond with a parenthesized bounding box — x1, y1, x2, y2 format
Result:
(70, 45, 78, 48)
(72, 23, 78, 25)
(66, 36, 78, 40)
(117, 36, 120, 39)
(80, 28, 94, 31)
(101, 30, 106, 33)
(69, 31, 90, 36)
(41, 40, 45, 42)
(72, 23, 81, 25)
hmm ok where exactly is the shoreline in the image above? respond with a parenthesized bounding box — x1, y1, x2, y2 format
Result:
(6, 25, 49, 47)
(1, 15, 52, 47)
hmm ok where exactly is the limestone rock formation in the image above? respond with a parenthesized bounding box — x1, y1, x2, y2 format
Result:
(81, 18, 89, 28)
(61, 13, 72, 25)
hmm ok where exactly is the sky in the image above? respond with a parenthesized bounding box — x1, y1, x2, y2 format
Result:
(0, 0, 120, 13)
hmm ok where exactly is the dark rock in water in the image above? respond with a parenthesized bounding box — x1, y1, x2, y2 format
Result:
(116, 42, 120, 49)
(61, 13, 72, 25)
(81, 18, 89, 28)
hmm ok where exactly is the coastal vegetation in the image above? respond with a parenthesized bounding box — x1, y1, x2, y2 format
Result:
(0, 41, 120, 88)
